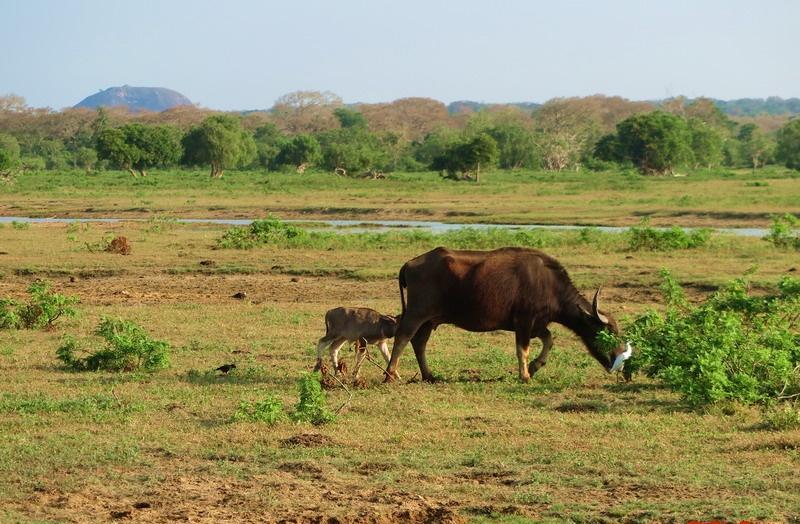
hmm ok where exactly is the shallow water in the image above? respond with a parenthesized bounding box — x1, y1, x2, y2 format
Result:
(0, 216, 771, 237)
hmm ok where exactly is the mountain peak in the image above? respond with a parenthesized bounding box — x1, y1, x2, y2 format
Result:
(74, 85, 193, 112)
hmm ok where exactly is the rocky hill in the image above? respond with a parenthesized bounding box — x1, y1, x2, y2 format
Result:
(74, 85, 193, 112)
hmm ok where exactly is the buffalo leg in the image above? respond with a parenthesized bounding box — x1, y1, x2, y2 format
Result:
(411, 321, 435, 382)
(515, 326, 532, 383)
(385, 316, 425, 382)
(529, 328, 554, 376)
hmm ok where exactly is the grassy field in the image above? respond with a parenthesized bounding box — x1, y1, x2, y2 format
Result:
(1, 167, 799, 228)
(0, 170, 799, 523)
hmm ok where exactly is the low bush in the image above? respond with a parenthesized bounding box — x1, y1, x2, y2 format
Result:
(217, 216, 309, 249)
(234, 396, 284, 424)
(0, 281, 79, 329)
(627, 218, 710, 251)
(764, 213, 799, 250)
(623, 270, 800, 407)
(56, 317, 170, 372)
(291, 372, 335, 425)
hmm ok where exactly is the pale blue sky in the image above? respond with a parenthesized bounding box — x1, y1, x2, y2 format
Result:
(1, 0, 798, 110)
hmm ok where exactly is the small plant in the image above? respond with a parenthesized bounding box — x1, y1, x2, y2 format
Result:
(0, 281, 79, 330)
(291, 372, 335, 425)
(11, 221, 30, 230)
(146, 215, 178, 233)
(762, 403, 800, 431)
(764, 213, 799, 250)
(0, 298, 21, 329)
(625, 271, 800, 407)
(217, 216, 309, 249)
(627, 218, 710, 251)
(56, 317, 170, 372)
(234, 395, 284, 424)
(85, 233, 115, 253)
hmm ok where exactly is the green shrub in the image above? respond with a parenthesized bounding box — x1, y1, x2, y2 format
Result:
(17, 281, 79, 328)
(764, 213, 799, 250)
(624, 271, 800, 407)
(1, 281, 79, 330)
(291, 372, 335, 425)
(0, 298, 21, 329)
(627, 218, 710, 251)
(234, 396, 284, 424)
(11, 221, 29, 230)
(762, 403, 800, 431)
(56, 317, 170, 372)
(217, 216, 309, 249)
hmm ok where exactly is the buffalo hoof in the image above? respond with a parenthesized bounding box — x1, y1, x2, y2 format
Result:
(422, 374, 438, 384)
(528, 360, 545, 376)
(383, 371, 400, 383)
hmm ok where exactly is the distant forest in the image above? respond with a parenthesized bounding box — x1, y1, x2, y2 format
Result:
(448, 97, 800, 117)
(2, 91, 800, 180)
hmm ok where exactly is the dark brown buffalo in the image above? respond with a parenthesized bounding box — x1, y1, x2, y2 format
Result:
(384, 246, 628, 383)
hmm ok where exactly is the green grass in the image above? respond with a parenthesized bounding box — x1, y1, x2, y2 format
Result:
(0, 172, 798, 522)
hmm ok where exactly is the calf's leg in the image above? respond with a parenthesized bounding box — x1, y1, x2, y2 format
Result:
(328, 338, 347, 374)
(314, 335, 336, 371)
(352, 339, 367, 379)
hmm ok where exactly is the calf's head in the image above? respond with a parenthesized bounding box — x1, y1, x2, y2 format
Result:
(378, 314, 400, 339)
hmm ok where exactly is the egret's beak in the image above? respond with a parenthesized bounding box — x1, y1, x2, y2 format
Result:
(609, 341, 633, 373)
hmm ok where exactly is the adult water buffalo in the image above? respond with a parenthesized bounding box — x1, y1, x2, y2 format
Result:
(384, 247, 630, 383)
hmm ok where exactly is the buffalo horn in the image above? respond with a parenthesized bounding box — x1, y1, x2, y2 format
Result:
(592, 288, 609, 324)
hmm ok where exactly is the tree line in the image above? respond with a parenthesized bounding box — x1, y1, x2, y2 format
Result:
(1, 92, 799, 180)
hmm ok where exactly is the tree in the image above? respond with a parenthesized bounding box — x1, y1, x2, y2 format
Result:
(97, 124, 183, 176)
(532, 99, 598, 171)
(776, 119, 800, 170)
(687, 118, 723, 168)
(317, 128, 387, 174)
(277, 134, 321, 169)
(271, 91, 342, 134)
(736, 123, 773, 169)
(333, 107, 367, 129)
(182, 115, 255, 178)
(253, 123, 288, 170)
(615, 111, 693, 174)
(0, 133, 21, 179)
(435, 133, 498, 182)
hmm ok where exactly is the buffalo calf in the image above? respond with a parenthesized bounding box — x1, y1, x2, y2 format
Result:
(314, 307, 399, 379)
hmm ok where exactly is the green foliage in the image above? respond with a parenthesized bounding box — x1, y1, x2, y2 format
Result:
(688, 118, 724, 168)
(615, 111, 693, 174)
(233, 395, 285, 424)
(0, 281, 79, 330)
(182, 115, 256, 177)
(317, 127, 387, 174)
(776, 118, 800, 170)
(627, 218, 711, 251)
(0, 299, 20, 329)
(762, 403, 800, 431)
(96, 123, 183, 175)
(736, 123, 774, 169)
(333, 107, 367, 129)
(217, 216, 309, 249)
(486, 123, 539, 169)
(0, 133, 21, 176)
(253, 123, 288, 170)
(291, 372, 335, 425)
(764, 213, 800, 250)
(277, 133, 322, 168)
(435, 133, 499, 180)
(56, 317, 171, 372)
(625, 272, 800, 407)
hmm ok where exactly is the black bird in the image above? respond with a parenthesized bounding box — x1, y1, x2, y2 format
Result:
(215, 363, 237, 374)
